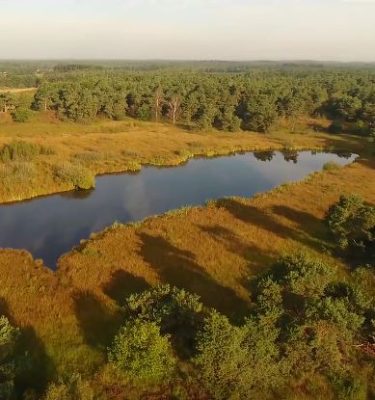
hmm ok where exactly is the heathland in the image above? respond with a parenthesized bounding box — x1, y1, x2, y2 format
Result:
(0, 62, 374, 399)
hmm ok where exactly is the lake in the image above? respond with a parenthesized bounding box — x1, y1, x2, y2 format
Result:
(0, 150, 356, 268)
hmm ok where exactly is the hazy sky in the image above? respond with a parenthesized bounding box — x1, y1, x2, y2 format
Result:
(1, 0, 374, 61)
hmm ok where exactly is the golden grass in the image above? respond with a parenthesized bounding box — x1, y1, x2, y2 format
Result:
(0, 87, 37, 94)
(0, 116, 373, 393)
(0, 154, 374, 384)
(0, 113, 368, 203)
(57, 158, 375, 314)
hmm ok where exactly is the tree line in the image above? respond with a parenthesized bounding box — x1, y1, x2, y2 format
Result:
(1, 66, 374, 136)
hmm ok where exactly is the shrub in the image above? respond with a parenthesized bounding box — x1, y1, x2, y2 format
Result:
(126, 285, 205, 356)
(54, 163, 95, 190)
(73, 152, 102, 164)
(278, 252, 336, 299)
(326, 195, 375, 261)
(0, 316, 20, 400)
(0, 141, 40, 162)
(323, 161, 341, 171)
(43, 375, 94, 400)
(194, 311, 281, 399)
(11, 107, 32, 123)
(329, 120, 343, 134)
(108, 319, 176, 384)
(332, 375, 367, 400)
(0, 162, 36, 185)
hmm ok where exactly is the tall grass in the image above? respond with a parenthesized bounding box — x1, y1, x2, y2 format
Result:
(0, 141, 54, 162)
(53, 162, 95, 190)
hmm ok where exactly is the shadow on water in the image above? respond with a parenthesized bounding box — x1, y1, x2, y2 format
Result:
(103, 269, 150, 304)
(138, 233, 250, 318)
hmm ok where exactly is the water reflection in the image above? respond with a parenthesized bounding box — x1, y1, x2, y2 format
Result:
(253, 151, 276, 162)
(0, 151, 356, 268)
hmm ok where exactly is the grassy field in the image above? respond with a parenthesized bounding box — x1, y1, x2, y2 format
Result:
(0, 87, 37, 94)
(0, 115, 374, 396)
(0, 113, 368, 203)
(0, 143, 374, 392)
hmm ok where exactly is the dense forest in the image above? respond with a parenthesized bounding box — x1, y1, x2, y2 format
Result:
(1, 62, 374, 136)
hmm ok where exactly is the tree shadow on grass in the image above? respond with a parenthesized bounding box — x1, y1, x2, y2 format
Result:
(198, 224, 277, 291)
(199, 224, 277, 266)
(0, 297, 55, 395)
(16, 325, 56, 397)
(0, 296, 10, 318)
(138, 233, 250, 319)
(216, 198, 327, 253)
(271, 205, 329, 240)
(73, 291, 122, 349)
(103, 269, 150, 305)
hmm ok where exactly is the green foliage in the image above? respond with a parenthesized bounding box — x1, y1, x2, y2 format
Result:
(0, 141, 40, 162)
(249, 251, 372, 397)
(194, 311, 281, 399)
(332, 375, 367, 400)
(43, 375, 94, 400)
(278, 252, 337, 299)
(11, 107, 32, 123)
(323, 161, 341, 171)
(108, 319, 176, 384)
(26, 65, 375, 136)
(0, 316, 20, 400)
(326, 195, 375, 262)
(53, 163, 95, 190)
(328, 120, 344, 134)
(0, 162, 36, 185)
(125, 284, 205, 356)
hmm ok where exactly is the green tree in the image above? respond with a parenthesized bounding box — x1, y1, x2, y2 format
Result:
(326, 195, 375, 262)
(108, 319, 176, 384)
(0, 316, 20, 400)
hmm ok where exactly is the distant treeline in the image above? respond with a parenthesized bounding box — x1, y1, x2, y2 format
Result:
(1, 64, 374, 135)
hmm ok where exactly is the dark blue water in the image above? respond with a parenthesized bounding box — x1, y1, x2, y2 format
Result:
(0, 151, 356, 268)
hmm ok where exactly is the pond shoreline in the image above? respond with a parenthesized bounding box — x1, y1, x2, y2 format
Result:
(0, 142, 352, 206)
(0, 150, 357, 269)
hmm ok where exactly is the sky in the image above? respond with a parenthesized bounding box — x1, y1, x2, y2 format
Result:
(0, 0, 374, 61)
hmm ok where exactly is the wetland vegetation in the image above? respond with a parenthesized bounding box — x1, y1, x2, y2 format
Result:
(0, 61, 374, 399)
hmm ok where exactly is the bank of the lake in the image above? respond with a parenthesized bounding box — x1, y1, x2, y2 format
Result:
(0, 115, 368, 204)
(0, 150, 356, 268)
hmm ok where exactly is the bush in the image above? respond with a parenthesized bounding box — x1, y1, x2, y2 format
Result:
(0, 316, 20, 400)
(0, 162, 36, 185)
(54, 163, 95, 190)
(194, 311, 281, 399)
(328, 120, 343, 134)
(126, 284, 204, 328)
(108, 319, 176, 384)
(326, 195, 375, 262)
(278, 252, 336, 299)
(11, 107, 32, 123)
(126, 285, 205, 357)
(0, 141, 40, 162)
(323, 161, 341, 171)
(43, 375, 94, 400)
